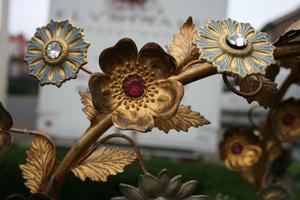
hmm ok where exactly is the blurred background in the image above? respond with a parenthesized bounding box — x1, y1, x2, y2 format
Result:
(1, 0, 300, 199)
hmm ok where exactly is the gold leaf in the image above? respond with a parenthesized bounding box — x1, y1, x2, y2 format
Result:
(155, 105, 210, 133)
(71, 147, 136, 182)
(166, 17, 200, 72)
(19, 136, 56, 193)
(238, 75, 278, 108)
(79, 90, 100, 121)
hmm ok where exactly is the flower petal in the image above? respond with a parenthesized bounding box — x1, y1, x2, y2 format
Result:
(99, 38, 138, 75)
(175, 180, 198, 200)
(147, 79, 184, 119)
(138, 173, 159, 198)
(4, 194, 27, 200)
(158, 169, 171, 193)
(223, 18, 237, 34)
(30, 193, 54, 200)
(111, 197, 127, 200)
(89, 73, 113, 114)
(0, 103, 13, 130)
(165, 175, 182, 198)
(119, 184, 144, 200)
(242, 145, 262, 166)
(184, 195, 212, 200)
(138, 43, 176, 79)
(112, 106, 154, 132)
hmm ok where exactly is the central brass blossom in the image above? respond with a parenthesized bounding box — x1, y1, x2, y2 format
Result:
(89, 38, 184, 132)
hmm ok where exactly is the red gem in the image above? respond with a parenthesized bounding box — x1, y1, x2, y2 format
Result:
(231, 143, 243, 155)
(282, 113, 295, 126)
(123, 75, 145, 97)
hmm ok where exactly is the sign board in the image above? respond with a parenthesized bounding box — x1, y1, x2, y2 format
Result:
(38, 0, 227, 154)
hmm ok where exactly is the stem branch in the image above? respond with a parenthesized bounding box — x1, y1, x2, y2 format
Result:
(92, 133, 147, 174)
(52, 113, 113, 198)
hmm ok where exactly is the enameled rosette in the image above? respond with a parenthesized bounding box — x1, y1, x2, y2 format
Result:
(24, 19, 90, 87)
(196, 19, 276, 77)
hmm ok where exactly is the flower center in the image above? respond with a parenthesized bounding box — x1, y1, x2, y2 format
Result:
(282, 113, 295, 126)
(46, 41, 62, 59)
(231, 143, 243, 155)
(226, 33, 248, 49)
(123, 75, 145, 98)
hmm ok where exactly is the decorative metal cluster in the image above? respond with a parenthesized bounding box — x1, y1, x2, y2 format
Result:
(0, 16, 299, 200)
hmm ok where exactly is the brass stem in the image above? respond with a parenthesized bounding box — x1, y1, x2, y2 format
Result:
(52, 113, 113, 198)
(274, 41, 300, 59)
(9, 128, 56, 149)
(181, 59, 205, 71)
(170, 62, 218, 85)
(80, 66, 94, 75)
(88, 133, 148, 175)
(254, 71, 296, 191)
(247, 105, 261, 129)
(222, 73, 263, 97)
(276, 72, 297, 101)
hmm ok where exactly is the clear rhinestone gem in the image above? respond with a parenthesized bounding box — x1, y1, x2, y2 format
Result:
(226, 33, 248, 49)
(46, 41, 62, 59)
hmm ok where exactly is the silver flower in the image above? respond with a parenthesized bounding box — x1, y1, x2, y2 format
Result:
(112, 169, 210, 200)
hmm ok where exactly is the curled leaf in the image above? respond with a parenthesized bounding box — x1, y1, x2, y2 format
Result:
(72, 147, 136, 182)
(274, 19, 300, 46)
(0, 102, 13, 131)
(166, 17, 200, 73)
(0, 131, 12, 162)
(0, 103, 13, 162)
(79, 90, 100, 121)
(237, 75, 278, 108)
(155, 105, 210, 133)
(19, 136, 56, 193)
(4, 193, 53, 200)
(265, 64, 280, 82)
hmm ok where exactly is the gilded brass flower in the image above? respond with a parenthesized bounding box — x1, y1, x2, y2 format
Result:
(24, 20, 90, 87)
(197, 19, 275, 77)
(0, 102, 13, 162)
(89, 38, 184, 132)
(257, 185, 290, 200)
(274, 98, 300, 142)
(111, 169, 210, 200)
(219, 128, 262, 171)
